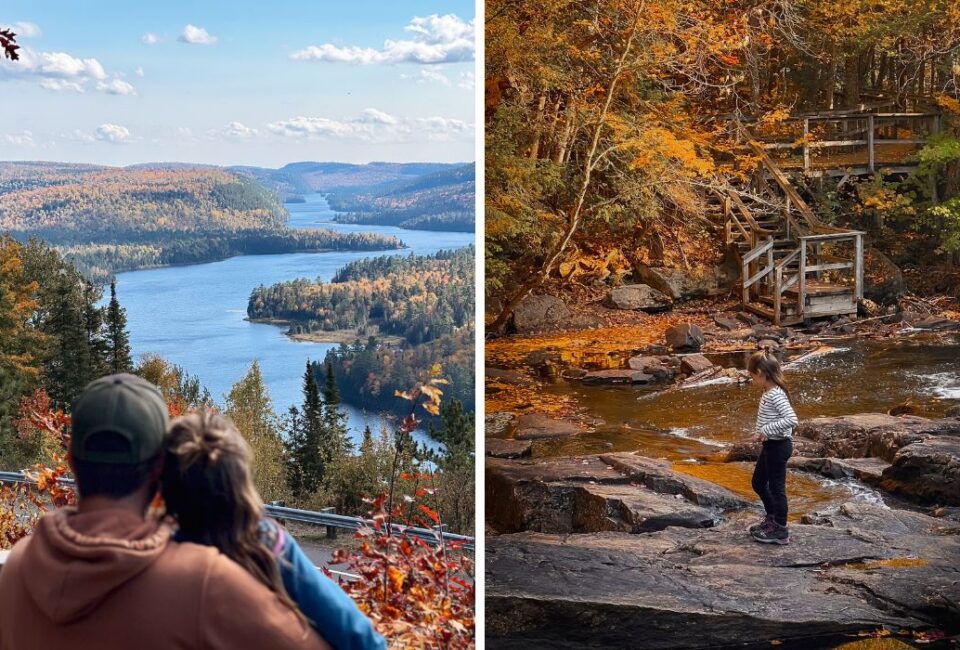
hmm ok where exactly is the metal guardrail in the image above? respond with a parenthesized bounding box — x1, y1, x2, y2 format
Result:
(0, 471, 474, 551)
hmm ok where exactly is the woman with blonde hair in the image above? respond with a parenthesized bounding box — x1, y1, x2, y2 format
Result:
(162, 410, 386, 650)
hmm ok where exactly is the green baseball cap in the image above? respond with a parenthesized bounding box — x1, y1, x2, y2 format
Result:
(71, 374, 170, 464)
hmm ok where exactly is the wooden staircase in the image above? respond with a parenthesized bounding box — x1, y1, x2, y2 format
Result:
(721, 132, 865, 326)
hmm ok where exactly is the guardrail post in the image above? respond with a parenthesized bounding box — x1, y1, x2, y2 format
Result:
(867, 114, 875, 172)
(321, 507, 338, 539)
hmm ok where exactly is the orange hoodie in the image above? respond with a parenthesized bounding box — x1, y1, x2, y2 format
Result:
(0, 507, 332, 650)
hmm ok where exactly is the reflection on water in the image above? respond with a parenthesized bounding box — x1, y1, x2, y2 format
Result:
(524, 336, 960, 514)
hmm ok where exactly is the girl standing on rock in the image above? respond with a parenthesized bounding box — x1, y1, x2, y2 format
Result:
(747, 349, 798, 545)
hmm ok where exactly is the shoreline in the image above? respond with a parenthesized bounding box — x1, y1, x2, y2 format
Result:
(246, 317, 406, 345)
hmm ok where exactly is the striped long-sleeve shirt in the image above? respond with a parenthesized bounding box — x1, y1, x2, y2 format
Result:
(756, 386, 798, 440)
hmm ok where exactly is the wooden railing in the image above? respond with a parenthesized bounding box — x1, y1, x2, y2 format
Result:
(750, 112, 940, 174)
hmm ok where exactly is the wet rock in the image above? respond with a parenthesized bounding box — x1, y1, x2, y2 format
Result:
(664, 323, 705, 351)
(723, 437, 819, 462)
(712, 313, 740, 331)
(486, 454, 749, 535)
(581, 369, 653, 385)
(750, 324, 788, 341)
(787, 457, 890, 485)
(736, 311, 763, 325)
(514, 414, 587, 440)
(913, 316, 960, 331)
(880, 437, 960, 506)
(485, 412, 517, 438)
(486, 517, 960, 649)
(627, 355, 661, 371)
(486, 367, 535, 387)
(800, 502, 954, 535)
(605, 284, 673, 312)
(679, 354, 714, 375)
(795, 413, 960, 462)
(486, 438, 533, 459)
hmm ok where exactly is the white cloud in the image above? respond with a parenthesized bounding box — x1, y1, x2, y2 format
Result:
(135, 67, 145, 77)
(459, 71, 475, 89)
(2, 130, 35, 147)
(418, 68, 451, 86)
(96, 78, 137, 96)
(38, 79, 85, 92)
(96, 123, 131, 143)
(3, 22, 41, 38)
(141, 33, 161, 45)
(178, 25, 217, 45)
(291, 13, 473, 65)
(64, 129, 95, 143)
(267, 109, 473, 143)
(213, 121, 259, 140)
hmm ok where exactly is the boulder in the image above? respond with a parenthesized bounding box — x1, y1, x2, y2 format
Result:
(724, 436, 819, 462)
(511, 295, 597, 333)
(605, 284, 673, 312)
(582, 369, 653, 385)
(864, 248, 905, 305)
(712, 313, 740, 331)
(486, 514, 960, 649)
(635, 266, 729, 301)
(787, 456, 890, 484)
(795, 413, 960, 462)
(514, 414, 587, 440)
(486, 438, 533, 459)
(679, 354, 714, 375)
(664, 323, 705, 352)
(627, 355, 662, 371)
(880, 437, 960, 506)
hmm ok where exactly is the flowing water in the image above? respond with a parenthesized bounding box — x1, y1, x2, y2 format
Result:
(112, 194, 474, 446)
(520, 335, 960, 518)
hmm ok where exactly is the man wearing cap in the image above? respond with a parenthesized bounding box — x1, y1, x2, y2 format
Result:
(0, 374, 331, 650)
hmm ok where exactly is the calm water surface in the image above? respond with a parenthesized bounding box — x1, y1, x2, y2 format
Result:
(114, 194, 473, 445)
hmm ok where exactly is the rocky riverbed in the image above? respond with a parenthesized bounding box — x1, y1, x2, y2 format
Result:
(486, 297, 960, 648)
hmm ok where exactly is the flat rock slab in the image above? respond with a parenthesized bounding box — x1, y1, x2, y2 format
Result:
(796, 413, 960, 461)
(581, 369, 653, 385)
(788, 456, 891, 484)
(679, 353, 714, 375)
(486, 438, 533, 459)
(514, 414, 586, 440)
(487, 509, 960, 649)
(881, 437, 960, 506)
(486, 454, 749, 534)
(485, 412, 517, 438)
(605, 284, 673, 312)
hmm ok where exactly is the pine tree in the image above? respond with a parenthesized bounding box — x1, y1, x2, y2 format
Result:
(283, 405, 308, 497)
(300, 360, 326, 493)
(106, 280, 132, 374)
(319, 361, 353, 461)
(82, 281, 109, 379)
(360, 424, 374, 455)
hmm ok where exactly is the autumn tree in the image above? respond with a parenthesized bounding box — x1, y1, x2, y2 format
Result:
(225, 361, 287, 503)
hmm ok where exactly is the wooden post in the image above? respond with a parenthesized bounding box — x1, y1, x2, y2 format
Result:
(814, 242, 823, 280)
(723, 196, 731, 245)
(321, 507, 338, 539)
(766, 238, 774, 294)
(799, 241, 807, 319)
(867, 114, 875, 172)
(854, 233, 864, 303)
(784, 196, 791, 240)
(742, 257, 749, 305)
(773, 267, 782, 326)
(803, 118, 810, 172)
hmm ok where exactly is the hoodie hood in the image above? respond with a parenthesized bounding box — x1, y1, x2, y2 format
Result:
(21, 507, 170, 624)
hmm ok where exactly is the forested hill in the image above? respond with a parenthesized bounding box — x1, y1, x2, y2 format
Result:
(248, 246, 474, 345)
(0, 162, 402, 282)
(231, 161, 462, 200)
(326, 163, 475, 232)
(0, 162, 287, 235)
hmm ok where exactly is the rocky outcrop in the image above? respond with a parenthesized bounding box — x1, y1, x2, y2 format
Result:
(635, 266, 731, 301)
(796, 413, 960, 462)
(486, 438, 533, 459)
(880, 436, 960, 506)
(664, 323, 705, 352)
(605, 284, 673, 312)
(679, 353, 714, 375)
(788, 456, 891, 485)
(510, 295, 598, 333)
(513, 414, 586, 440)
(486, 454, 750, 534)
(486, 504, 960, 649)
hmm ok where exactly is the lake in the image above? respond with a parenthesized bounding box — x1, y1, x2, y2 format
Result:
(113, 193, 474, 445)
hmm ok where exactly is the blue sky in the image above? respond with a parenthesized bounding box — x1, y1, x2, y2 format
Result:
(0, 1, 475, 167)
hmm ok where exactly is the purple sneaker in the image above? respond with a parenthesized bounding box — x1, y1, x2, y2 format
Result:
(752, 522, 789, 545)
(748, 514, 774, 535)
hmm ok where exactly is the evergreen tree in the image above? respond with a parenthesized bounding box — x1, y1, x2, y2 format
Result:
(300, 360, 326, 493)
(82, 281, 109, 380)
(283, 405, 308, 497)
(106, 280, 133, 374)
(318, 361, 353, 461)
(360, 424, 374, 455)
(43, 275, 91, 406)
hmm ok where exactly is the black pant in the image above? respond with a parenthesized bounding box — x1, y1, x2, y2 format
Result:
(752, 438, 793, 526)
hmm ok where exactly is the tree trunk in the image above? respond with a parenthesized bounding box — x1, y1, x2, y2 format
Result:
(843, 53, 861, 108)
(554, 100, 577, 164)
(488, 5, 644, 335)
(528, 92, 548, 159)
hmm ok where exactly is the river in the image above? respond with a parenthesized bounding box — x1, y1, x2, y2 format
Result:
(504, 334, 960, 517)
(113, 193, 474, 446)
